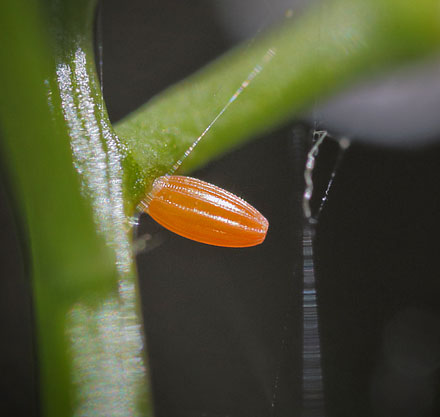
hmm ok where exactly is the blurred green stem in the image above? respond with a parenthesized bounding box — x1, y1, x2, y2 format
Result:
(117, 0, 440, 210)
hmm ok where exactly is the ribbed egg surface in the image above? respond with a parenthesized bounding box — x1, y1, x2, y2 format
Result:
(145, 176, 269, 247)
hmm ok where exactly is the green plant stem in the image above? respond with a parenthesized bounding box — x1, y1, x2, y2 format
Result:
(116, 0, 440, 209)
(0, 1, 151, 416)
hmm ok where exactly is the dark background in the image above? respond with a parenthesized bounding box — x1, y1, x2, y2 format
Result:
(1, 1, 440, 416)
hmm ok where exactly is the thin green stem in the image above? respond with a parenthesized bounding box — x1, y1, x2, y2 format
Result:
(116, 0, 440, 210)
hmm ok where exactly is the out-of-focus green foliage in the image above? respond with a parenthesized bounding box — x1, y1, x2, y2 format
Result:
(0, 0, 439, 416)
(117, 0, 440, 209)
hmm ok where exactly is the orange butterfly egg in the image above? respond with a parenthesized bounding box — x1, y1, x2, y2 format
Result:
(142, 175, 269, 247)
